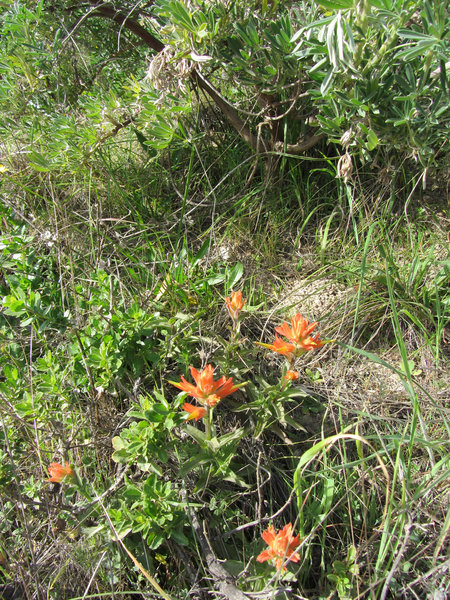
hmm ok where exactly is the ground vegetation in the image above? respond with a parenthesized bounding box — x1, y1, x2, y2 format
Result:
(0, 1, 449, 599)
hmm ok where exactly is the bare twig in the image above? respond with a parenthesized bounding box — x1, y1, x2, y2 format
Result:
(220, 488, 295, 541)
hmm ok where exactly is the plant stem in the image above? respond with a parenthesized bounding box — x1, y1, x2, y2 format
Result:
(205, 408, 212, 440)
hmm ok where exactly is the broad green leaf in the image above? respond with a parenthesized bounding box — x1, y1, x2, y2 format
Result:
(367, 129, 379, 150)
(123, 485, 142, 500)
(111, 449, 129, 463)
(227, 262, 243, 288)
(112, 436, 126, 451)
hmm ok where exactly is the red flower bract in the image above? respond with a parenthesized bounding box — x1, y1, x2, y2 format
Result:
(225, 291, 246, 322)
(275, 313, 325, 353)
(170, 365, 240, 407)
(182, 402, 207, 421)
(47, 462, 74, 483)
(257, 523, 301, 571)
(284, 370, 299, 381)
(258, 336, 296, 361)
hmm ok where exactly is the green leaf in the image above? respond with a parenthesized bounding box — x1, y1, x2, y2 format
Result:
(221, 469, 250, 488)
(320, 476, 335, 514)
(192, 238, 211, 267)
(178, 453, 211, 478)
(111, 449, 129, 463)
(184, 423, 207, 446)
(227, 262, 244, 288)
(317, 0, 355, 9)
(397, 30, 436, 41)
(397, 40, 436, 61)
(283, 414, 308, 432)
(320, 67, 336, 96)
(144, 405, 170, 422)
(147, 531, 165, 549)
(367, 129, 379, 150)
(216, 427, 248, 448)
(123, 485, 142, 499)
(28, 151, 51, 172)
(170, 529, 189, 545)
(207, 273, 225, 285)
(112, 436, 125, 451)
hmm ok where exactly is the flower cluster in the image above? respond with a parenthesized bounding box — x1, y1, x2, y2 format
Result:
(168, 298, 322, 574)
(261, 313, 325, 361)
(47, 462, 74, 483)
(257, 523, 301, 571)
(170, 364, 242, 420)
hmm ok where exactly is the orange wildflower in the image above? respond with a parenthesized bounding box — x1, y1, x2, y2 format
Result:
(257, 523, 301, 571)
(258, 335, 296, 361)
(285, 370, 299, 381)
(225, 291, 246, 322)
(47, 462, 74, 483)
(275, 313, 325, 353)
(182, 402, 207, 421)
(170, 365, 242, 407)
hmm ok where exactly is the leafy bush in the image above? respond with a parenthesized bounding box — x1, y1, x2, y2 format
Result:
(1, 0, 448, 179)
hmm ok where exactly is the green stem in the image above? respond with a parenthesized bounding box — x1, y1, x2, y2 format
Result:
(205, 408, 212, 440)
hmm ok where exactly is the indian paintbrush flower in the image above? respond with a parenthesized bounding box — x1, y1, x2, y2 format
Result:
(284, 370, 300, 381)
(257, 523, 301, 571)
(275, 313, 325, 353)
(258, 313, 325, 365)
(225, 291, 246, 323)
(182, 402, 207, 421)
(47, 462, 74, 483)
(169, 364, 243, 407)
